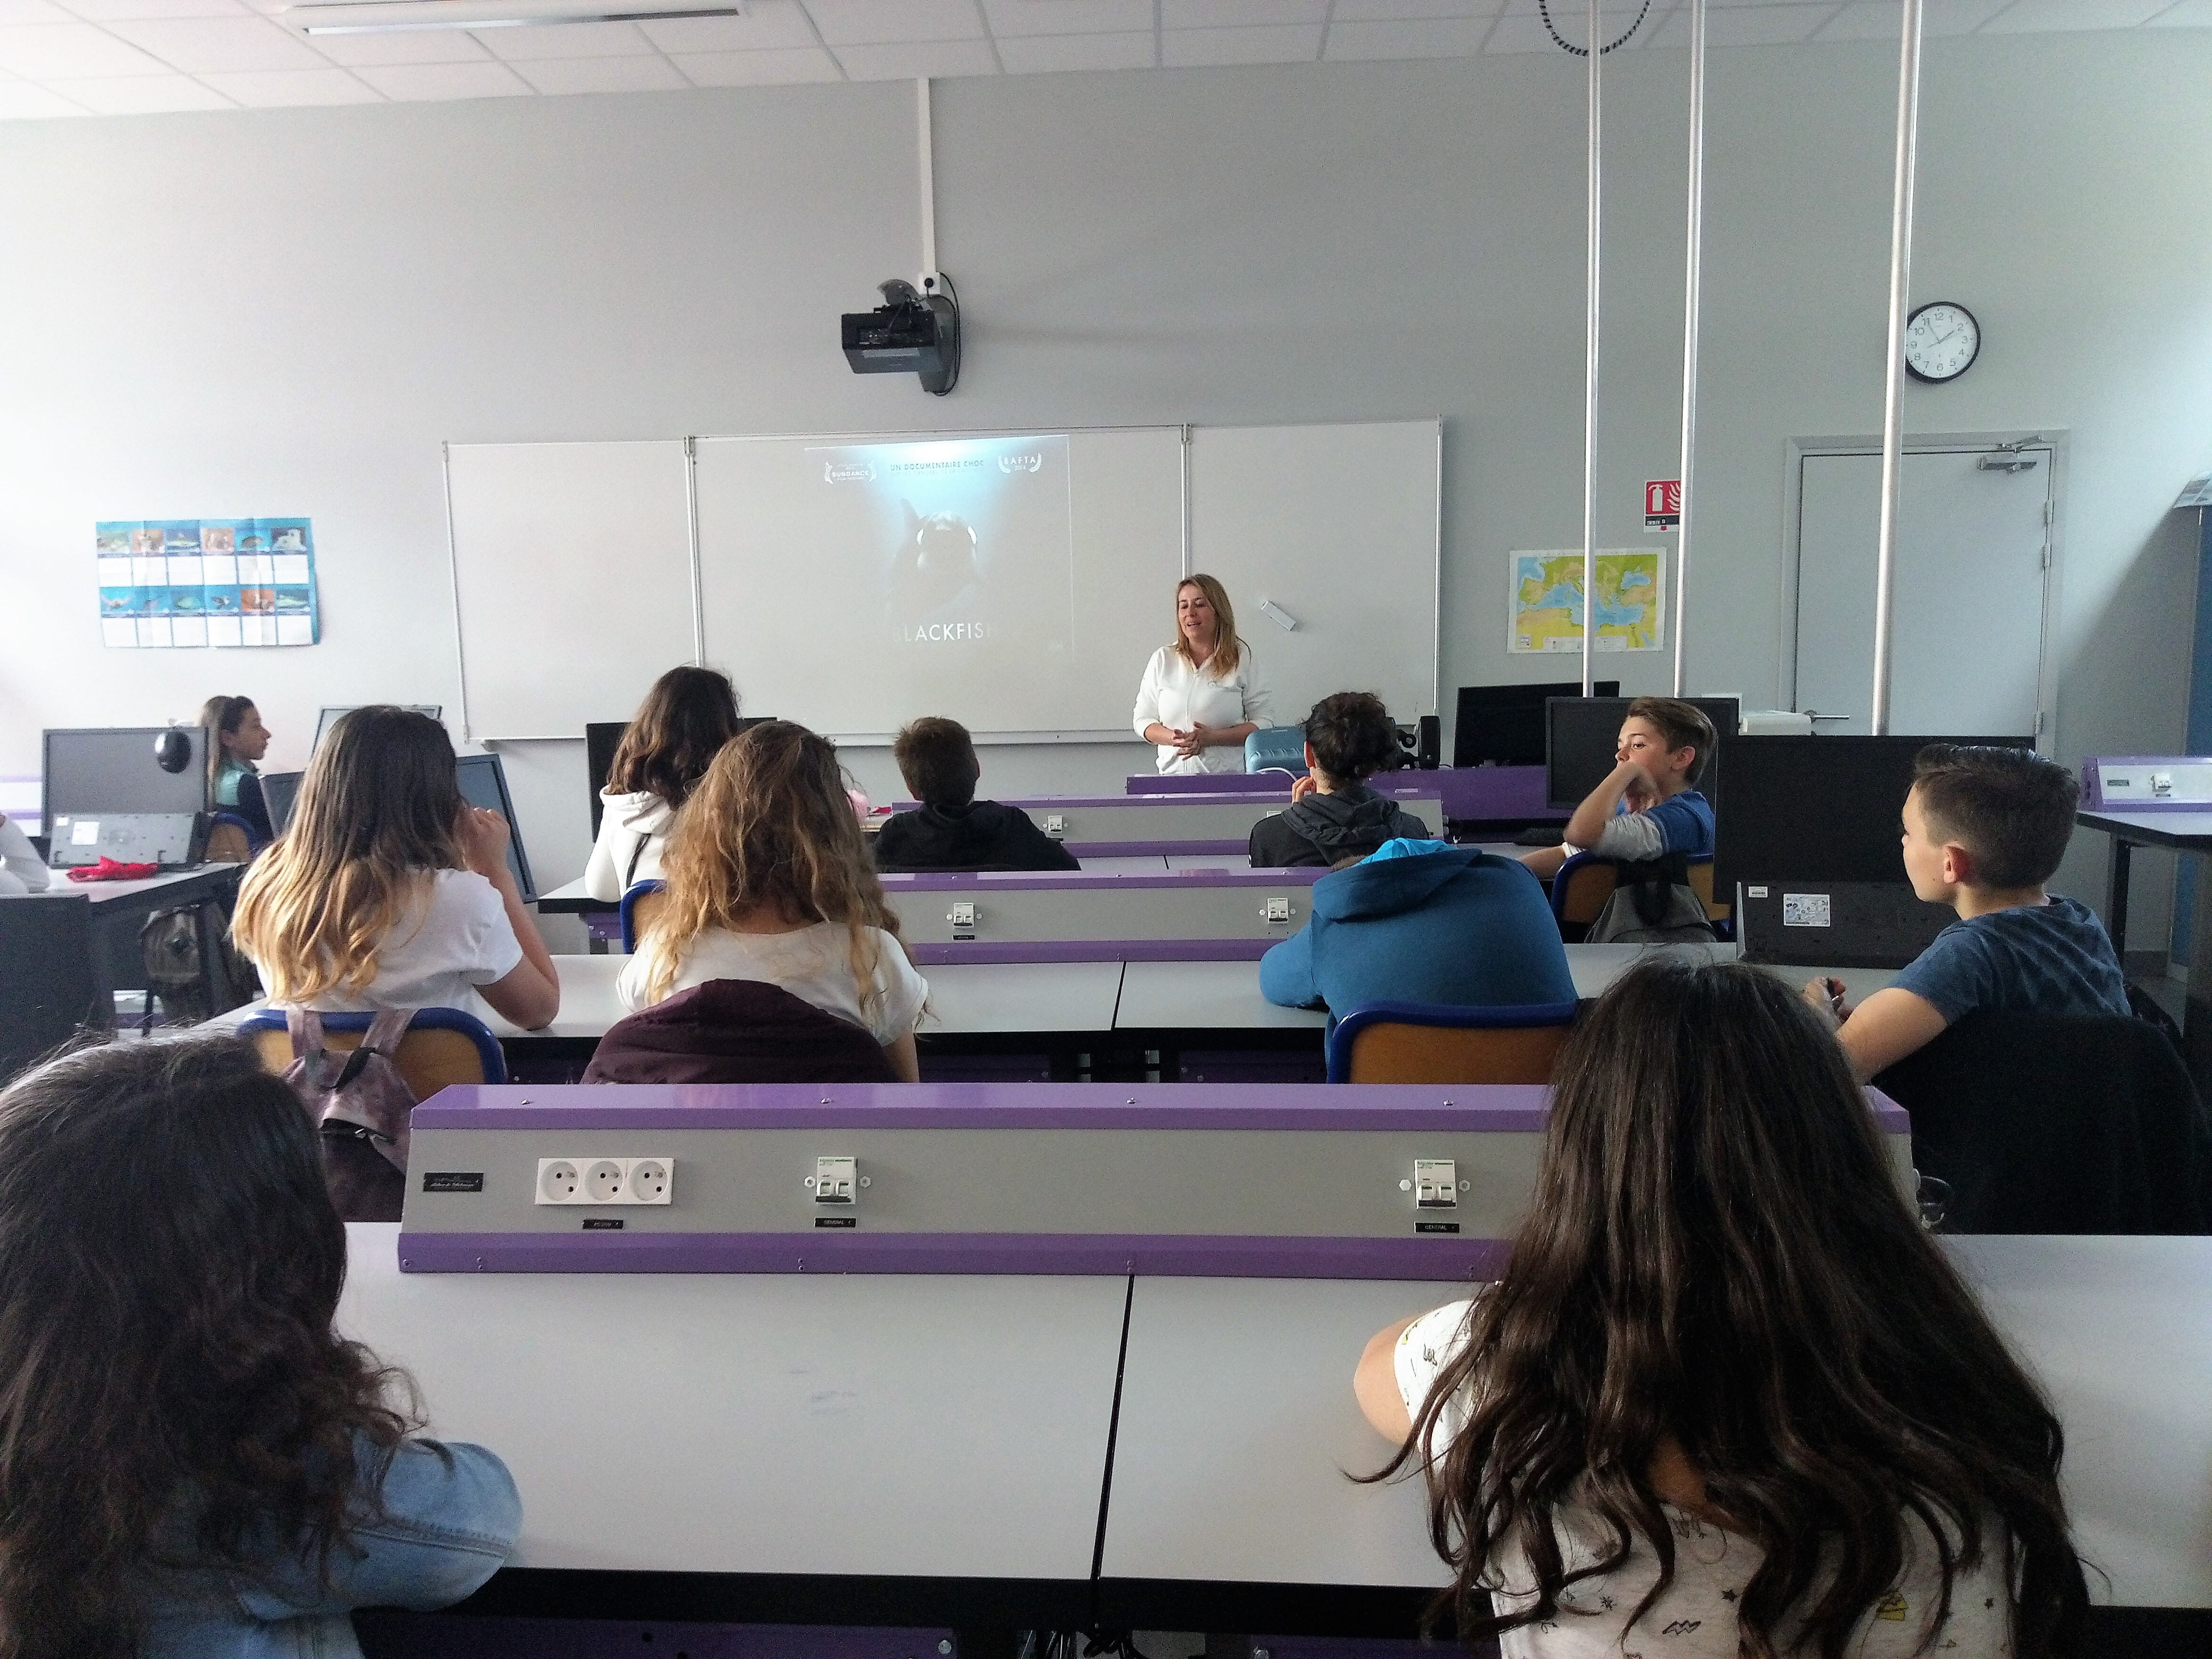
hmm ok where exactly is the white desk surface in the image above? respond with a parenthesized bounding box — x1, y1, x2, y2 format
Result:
(340, 1224, 1126, 1579)
(1100, 1239, 2212, 1605)
(33, 864, 238, 903)
(1114, 960, 1327, 1031)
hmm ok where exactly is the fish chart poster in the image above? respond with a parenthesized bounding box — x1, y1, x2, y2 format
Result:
(98, 517, 320, 649)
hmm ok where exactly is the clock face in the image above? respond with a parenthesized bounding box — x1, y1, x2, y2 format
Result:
(1904, 301, 1980, 383)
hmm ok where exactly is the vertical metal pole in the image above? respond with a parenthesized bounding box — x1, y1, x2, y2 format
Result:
(1870, 0, 1924, 735)
(916, 78, 938, 284)
(441, 442, 472, 744)
(1580, 0, 1602, 698)
(684, 437, 705, 664)
(1672, 0, 1706, 698)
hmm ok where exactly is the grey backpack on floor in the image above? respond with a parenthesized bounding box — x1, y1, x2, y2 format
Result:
(1586, 854, 1718, 946)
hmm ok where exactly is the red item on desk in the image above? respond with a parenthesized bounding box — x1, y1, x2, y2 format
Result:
(66, 856, 160, 883)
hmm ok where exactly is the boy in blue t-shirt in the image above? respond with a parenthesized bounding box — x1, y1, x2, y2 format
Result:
(1517, 696, 1716, 881)
(1806, 744, 2128, 1081)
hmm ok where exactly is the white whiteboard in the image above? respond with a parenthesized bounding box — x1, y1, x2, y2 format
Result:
(694, 428, 1184, 740)
(445, 421, 1440, 745)
(1189, 420, 1441, 728)
(447, 440, 696, 740)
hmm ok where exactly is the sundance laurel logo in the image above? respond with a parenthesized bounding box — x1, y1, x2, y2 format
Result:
(999, 451, 1044, 474)
(823, 460, 875, 483)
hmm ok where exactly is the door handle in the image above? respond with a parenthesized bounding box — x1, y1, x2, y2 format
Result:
(1803, 711, 1852, 722)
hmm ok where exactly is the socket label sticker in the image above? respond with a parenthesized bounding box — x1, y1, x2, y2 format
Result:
(815, 1216, 858, 1229)
(582, 1217, 624, 1230)
(421, 1172, 484, 1193)
(1415, 1221, 1462, 1234)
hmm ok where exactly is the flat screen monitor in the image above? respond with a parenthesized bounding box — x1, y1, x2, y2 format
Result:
(259, 771, 304, 838)
(586, 715, 775, 838)
(1713, 734, 2035, 901)
(42, 727, 209, 829)
(455, 753, 535, 904)
(312, 705, 443, 753)
(1454, 681, 1618, 769)
(1544, 696, 1740, 813)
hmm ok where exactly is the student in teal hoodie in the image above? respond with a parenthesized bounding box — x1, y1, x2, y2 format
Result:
(1258, 838, 1575, 1015)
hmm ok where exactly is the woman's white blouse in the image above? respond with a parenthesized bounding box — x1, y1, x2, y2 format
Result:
(1131, 644, 1275, 776)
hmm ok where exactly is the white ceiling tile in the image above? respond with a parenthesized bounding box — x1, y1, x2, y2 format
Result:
(1162, 21, 1322, 61)
(304, 27, 488, 62)
(348, 55, 528, 94)
(0, 21, 168, 73)
(2146, 0, 2212, 22)
(1648, 0, 1834, 41)
(477, 19, 652, 57)
(637, 3, 819, 50)
(59, 0, 244, 18)
(1326, 15, 1494, 55)
(0, 76, 85, 107)
(1981, 0, 2170, 30)
(1165, 0, 1325, 24)
(105, 14, 324, 68)
(0, 0, 79, 24)
(982, 0, 1152, 33)
(1480, 8, 1560, 47)
(1814, 0, 2009, 37)
(804, 0, 983, 45)
(1330, 0, 1494, 18)
(669, 42, 841, 80)
(833, 35, 998, 74)
(994, 25, 1152, 65)
(197, 61, 374, 96)
(511, 48, 683, 88)
(47, 67, 232, 104)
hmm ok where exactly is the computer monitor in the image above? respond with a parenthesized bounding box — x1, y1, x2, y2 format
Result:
(312, 705, 443, 753)
(586, 715, 774, 838)
(259, 770, 304, 838)
(455, 753, 535, 903)
(42, 727, 210, 830)
(1454, 681, 1618, 768)
(1544, 696, 1740, 813)
(1713, 734, 2035, 901)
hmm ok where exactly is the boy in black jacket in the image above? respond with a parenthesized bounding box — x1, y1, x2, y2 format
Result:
(874, 717, 1082, 873)
(1248, 692, 1432, 868)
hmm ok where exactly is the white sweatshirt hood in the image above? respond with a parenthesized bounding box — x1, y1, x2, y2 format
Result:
(601, 789, 675, 835)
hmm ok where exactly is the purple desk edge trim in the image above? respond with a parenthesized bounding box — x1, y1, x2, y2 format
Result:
(395, 1229, 1513, 1280)
(883, 790, 1442, 812)
(882, 868, 1322, 892)
(909, 938, 1279, 964)
(1125, 769, 1563, 821)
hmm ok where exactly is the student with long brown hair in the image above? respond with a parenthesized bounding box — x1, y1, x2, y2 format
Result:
(0, 1037, 519, 1658)
(616, 721, 927, 1082)
(584, 665, 745, 901)
(1355, 957, 2085, 1659)
(233, 706, 559, 1029)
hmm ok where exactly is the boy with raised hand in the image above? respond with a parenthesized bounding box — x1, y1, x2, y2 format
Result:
(1804, 744, 2129, 1081)
(1516, 696, 1716, 881)
(874, 716, 1080, 873)
(1249, 692, 1432, 868)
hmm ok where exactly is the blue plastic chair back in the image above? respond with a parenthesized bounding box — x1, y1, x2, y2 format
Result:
(1243, 726, 1306, 775)
(207, 809, 268, 854)
(621, 879, 669, 955)
(238, 1005, 508, 1086)
(1549, 851, 1718, 932)
(1324, 999, 1580, 1085)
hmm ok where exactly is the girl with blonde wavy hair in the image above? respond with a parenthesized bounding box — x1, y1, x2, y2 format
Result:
(615, 721, 928, 1082)
(232, 706, 560, 1028)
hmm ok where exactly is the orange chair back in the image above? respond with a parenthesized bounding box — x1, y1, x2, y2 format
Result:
(1343, 1020, 1572, 1085)
(247, 1024, 496, 1101)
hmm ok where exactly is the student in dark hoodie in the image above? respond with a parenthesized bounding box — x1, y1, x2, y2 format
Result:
(1249, 692, 1432, 868)
(874, 717, 1082, 873)
(1259, 837, 1576, 1016)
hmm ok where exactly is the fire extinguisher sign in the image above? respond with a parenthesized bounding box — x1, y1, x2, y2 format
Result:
(1644, 479, 1681, 532)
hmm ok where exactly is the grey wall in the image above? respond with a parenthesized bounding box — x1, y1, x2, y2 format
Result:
(1, 31, 2206, 940)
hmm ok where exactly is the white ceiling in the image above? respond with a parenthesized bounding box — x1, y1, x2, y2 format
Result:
(0, 0, 2193, 120)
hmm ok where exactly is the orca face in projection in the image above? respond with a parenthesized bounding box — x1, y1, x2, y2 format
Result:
(890, 504, 980, 632)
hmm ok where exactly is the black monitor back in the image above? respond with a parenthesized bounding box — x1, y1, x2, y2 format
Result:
(454, 753, 535, 903)
(0, 896, 99, 1084)
(1454, 681, 1618, 768)
(312, 705, 443, 754)
(587, 716, 774, 838)
(260, 771, 304, 838)
(43, 727, 209, 828)
(1544, 697, 1739, 812)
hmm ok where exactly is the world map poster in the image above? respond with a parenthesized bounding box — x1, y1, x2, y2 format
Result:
(1508, 548, 1667, 654)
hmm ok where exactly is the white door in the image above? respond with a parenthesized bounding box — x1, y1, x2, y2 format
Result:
(1793, 446, 2051, 738)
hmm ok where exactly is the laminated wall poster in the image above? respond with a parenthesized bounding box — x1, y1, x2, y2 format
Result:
(96, 517, 320, 649)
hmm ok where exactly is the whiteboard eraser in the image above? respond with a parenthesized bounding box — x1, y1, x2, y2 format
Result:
(1258, 599, 1298, 632)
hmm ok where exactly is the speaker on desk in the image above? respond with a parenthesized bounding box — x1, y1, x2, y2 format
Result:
(1415, 715, 1440, 770)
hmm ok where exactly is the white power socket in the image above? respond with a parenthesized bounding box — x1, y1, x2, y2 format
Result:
(535, 1157, 676, 1206)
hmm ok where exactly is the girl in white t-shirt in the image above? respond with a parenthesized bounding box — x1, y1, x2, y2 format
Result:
(1132, 573, 1274, 776)
(617, 721, 927, 1082)
(1353, 957, 2086, 1659)
(232, 707, 560, 1029)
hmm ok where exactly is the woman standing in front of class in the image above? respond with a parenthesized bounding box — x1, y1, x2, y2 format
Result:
(1132, 574, 1274, 775)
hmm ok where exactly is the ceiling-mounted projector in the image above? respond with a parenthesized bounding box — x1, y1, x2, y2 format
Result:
(841, 277, 960, 397)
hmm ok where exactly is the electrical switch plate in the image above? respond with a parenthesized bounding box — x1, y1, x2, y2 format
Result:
(1413, 1159, 1458, 1209)
(1043, 814, 1066, 835)
(948, 901, 978, 930)
(1263, 896, 1292, 924)
(813, 1155, 858, 1204)
(534, 1157, 676, 1206)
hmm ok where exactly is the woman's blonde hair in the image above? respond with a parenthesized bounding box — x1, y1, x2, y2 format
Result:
(1170, 573, 1243, 678)
(232, 707, 464, 1003)
(638, 722, 905, 1012)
